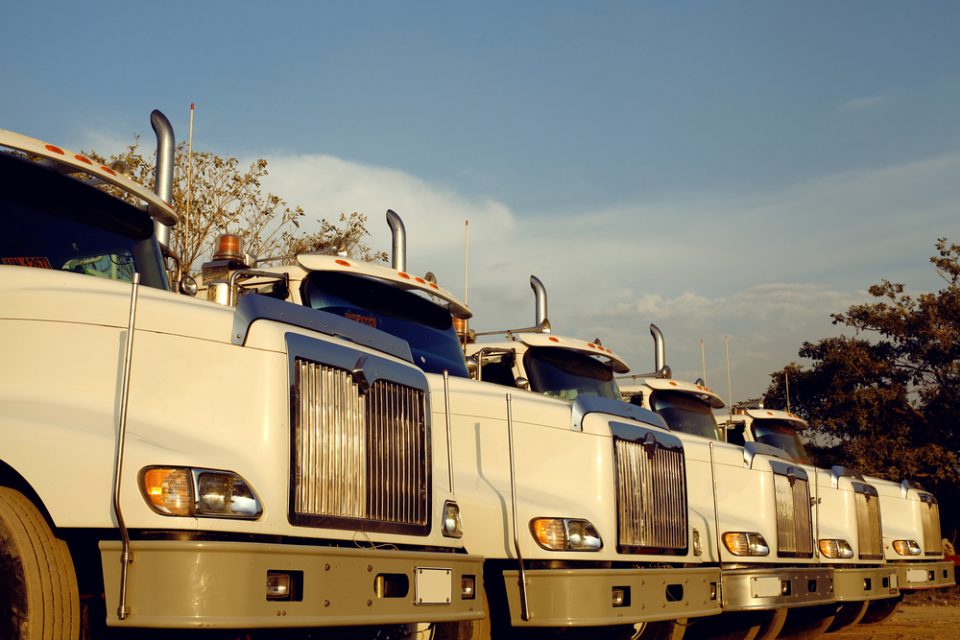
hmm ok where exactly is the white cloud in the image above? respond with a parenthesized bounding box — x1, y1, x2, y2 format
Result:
(838, 95, 890, 112)
(254, 146, 960, 403)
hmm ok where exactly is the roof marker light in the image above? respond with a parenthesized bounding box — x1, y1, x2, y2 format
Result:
(74, 154, 92, 165)
(549, 336, 560, 343)
(44, 144, 65, 155)
(415, 276, 426, 284)
(429, 282, 439, 290)
(335, 259, 351, 267)
(398, 272, 411, 279)
(100, 165, 117, 176)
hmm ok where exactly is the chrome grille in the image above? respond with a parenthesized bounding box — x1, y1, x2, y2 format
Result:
(774, 472, 814, 557)
(854, 485, 883, 559)
(293, 358, 428, 532)
(920, 496, 943, 555)
(614, 435, 687, 553)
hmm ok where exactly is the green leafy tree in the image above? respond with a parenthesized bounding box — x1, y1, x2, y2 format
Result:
(764, 239, 960, 538)
(86, 140, 383, 274)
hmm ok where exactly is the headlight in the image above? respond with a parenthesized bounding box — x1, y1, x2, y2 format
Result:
(722, 532, 769, 556)
(893, 539, 922, 556)
(819, 538, 854, 559)
(442, 501, 463, 538)
(531, 518, 602, 551)
(140, 467, 262, 518)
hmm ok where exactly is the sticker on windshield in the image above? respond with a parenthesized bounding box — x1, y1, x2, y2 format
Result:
(344, 312, 377, 329)
(3, 257, 53, 269)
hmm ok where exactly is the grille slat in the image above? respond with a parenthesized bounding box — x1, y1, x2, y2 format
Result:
(854, 490, 883, 559)
(614, 435, 687, 553)
(921, 497, 943, 555)
(773, 472, 814, 557)
(293, 359, 428, 532)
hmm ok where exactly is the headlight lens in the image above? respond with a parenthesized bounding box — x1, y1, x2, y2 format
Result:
(722, 532, 769, 556)
(819, 538, 854, 559)
(442, 501, 463, 538)
(893, 539, 922, 556)
(531, 518, 602, 551)
(140, 467, 262, 518)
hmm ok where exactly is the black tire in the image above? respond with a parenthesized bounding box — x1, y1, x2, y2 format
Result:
(825, 601, 868, 633)
(0, 486, 80, 639)
(633, 619, 688, 640)
(684, 611, 765, 640)
(777, 604, 839, 640)
(858, 595, 902, 625)
(753, 608, 787, 640)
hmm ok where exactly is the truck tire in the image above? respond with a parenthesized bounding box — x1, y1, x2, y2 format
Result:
(858, 595, 902, 625)
(684, 611, 766, 640)
(633, 619, 687, 640)
(752, 608, 787, 640)
(0, 487, 80, 640)
(776, 604, 838, 640)
(825, 601, 868, 633)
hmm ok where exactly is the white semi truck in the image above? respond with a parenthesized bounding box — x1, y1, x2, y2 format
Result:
(0, 115, 483, 639)
(199, 215, 722, 639)
(621, 325, 907, 636)
(721, 406, 955, 620)
(464, 279, 852, 640)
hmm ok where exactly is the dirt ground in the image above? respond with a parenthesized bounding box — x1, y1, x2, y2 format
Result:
(829, 587, 960, 640)
(828, 604, 960, 640)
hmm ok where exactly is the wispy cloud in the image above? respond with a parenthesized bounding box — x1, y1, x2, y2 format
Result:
(838, 95, 890, 112)
(255, 147, 960, 401)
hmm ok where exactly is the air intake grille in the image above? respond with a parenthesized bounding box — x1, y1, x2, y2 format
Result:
(920, 496, 943, 556)
(614, 432, 687, 553)
(853, 484, 883, 559)
(292, 358, 429, 534)
(773, 471, 814, 557)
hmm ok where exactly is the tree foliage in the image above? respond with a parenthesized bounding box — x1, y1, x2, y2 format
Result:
(763, 239, 960, 536)
(86, 139, 383, 274)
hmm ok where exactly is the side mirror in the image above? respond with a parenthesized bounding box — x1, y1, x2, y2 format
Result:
(515, 377, 530, 390)
(179, 275, 198, 297)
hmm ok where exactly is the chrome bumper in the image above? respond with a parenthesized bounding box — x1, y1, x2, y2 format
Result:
(500, 566, 721, 627)
(101, 540, 484, 628)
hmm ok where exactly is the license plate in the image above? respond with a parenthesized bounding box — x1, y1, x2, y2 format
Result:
(751, 576, 782, 598)
(415, 567, 452, 605)
(906, 569, 928, 583)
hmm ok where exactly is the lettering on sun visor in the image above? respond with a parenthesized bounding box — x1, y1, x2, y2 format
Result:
(344, 312, 377, 329)
(3, 257, 53, 269)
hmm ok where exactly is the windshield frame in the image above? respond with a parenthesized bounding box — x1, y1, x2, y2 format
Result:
(750, 419, 812, 464)
(300, 270, 469, 377)
(522, 345, 621, 402)
(1, 152, 168, 290)
(648, 390, 721, 440)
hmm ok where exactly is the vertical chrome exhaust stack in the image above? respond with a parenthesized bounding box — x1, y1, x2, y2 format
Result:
(386, 209, 406, 272)
(649, 323, 672, 379)
(529, 275, 551, 333)
(150, 110, 175, 248)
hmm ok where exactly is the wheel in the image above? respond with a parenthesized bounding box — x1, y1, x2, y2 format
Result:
(858, 595, 902, 625)
(776, 604, 838, 640)
(0, 486, 80, 639)
(633, 619, 687, 640)
(824, 601, 868, 633)
(753, 608, 787, 640)
(684, 611, 764, 640)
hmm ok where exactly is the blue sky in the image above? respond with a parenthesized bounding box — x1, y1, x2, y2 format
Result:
(4, 2, 960, 401)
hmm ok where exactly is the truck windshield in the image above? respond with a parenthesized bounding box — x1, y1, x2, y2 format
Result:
(522, 346, 620, 401)
(1, 153, 168, 289)
(300, 270, 469, 377)
(649, 390, 720, 440)
(751, 419, 812, 464)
